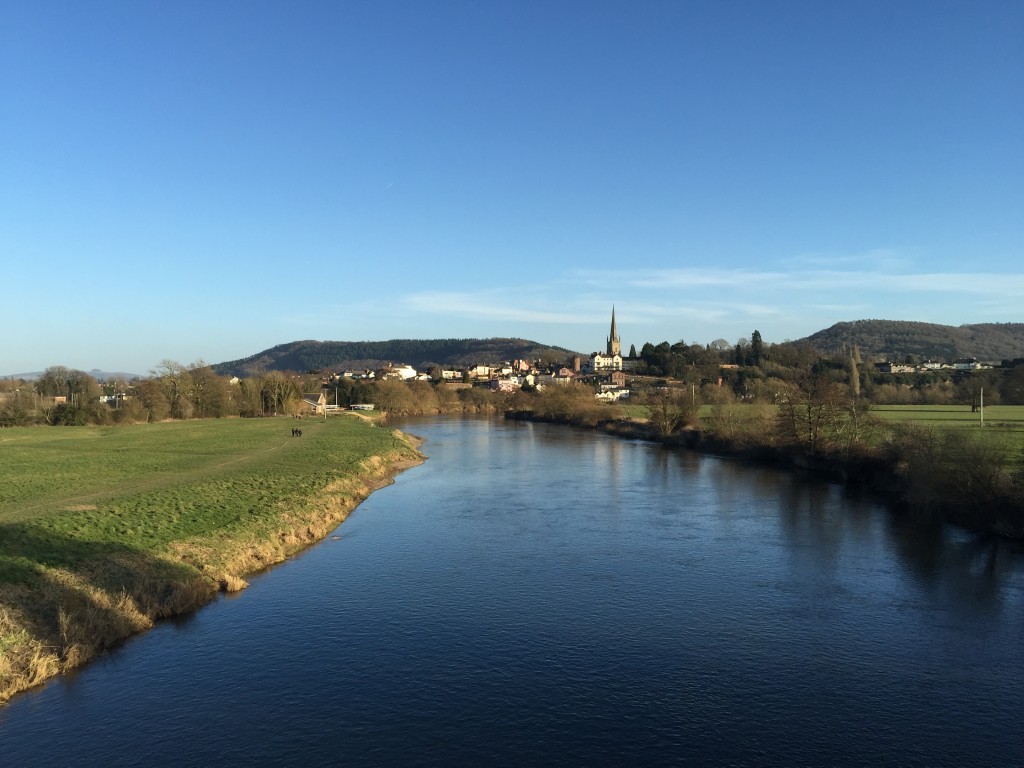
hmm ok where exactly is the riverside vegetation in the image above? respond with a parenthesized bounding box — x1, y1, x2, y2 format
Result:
(0, 416, 422, 704)
(508, 378, 1024, 540)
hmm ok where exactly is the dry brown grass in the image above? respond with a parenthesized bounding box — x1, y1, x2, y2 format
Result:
(0, 557, 218, 702)
(0, 604, 60, 702)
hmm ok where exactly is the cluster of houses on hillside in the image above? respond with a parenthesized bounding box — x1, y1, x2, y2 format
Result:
(874, 358, 993, 374)
(295, 310, 1012, 417)
(311, 312, 1003, 415)
(301, 309, 635, 414)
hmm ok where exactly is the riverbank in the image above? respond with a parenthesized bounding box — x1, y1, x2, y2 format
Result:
(0, 417, 424, 704)
(506, 410, 1024, 540)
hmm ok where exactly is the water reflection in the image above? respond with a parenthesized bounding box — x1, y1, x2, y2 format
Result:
(3, 416, 1022, 768)
(696, 453, 1024, 617)
(886, 514, 1022, 617)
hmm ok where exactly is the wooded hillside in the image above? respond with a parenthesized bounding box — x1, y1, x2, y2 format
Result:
(802, 320, 1024, 362)
(207, 320, 1024, 377)
(211, 338, 579, 376)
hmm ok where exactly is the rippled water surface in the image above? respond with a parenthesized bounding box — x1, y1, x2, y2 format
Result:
(4, 417, 1023, 767)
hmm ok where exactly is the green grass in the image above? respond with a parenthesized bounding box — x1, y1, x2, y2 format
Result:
(867, 405, 1024, 466)
(617, 404, 717, 420)
(0, 416, 417, 582)
(868, 404, 1024, 428)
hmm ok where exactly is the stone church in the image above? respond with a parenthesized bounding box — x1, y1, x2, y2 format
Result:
(587, 307, 637, 373)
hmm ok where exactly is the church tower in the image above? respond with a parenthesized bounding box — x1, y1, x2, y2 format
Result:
(606, 306, 621, 357)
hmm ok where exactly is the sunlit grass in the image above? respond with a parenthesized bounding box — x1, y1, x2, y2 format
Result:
(1, 417, 409, 527)
(868, 404, 1024, 428)
(868, 405, 1024, 466)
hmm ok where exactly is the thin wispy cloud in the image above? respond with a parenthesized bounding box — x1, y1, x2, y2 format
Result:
(277, 299, 382, 327)
(809, 303, 871, 313)
(389, 259, 1023, 351)
(900, 273, 1024, 296)
(404, 292, 597, 324)
(267, 256, 1024, 354)
(575, 266, 1024, 299)
(623, 269, 784, 290)
(784, 248, 918, 271)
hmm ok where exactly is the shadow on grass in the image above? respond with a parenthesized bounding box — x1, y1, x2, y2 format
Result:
(0, 521, 215, 701)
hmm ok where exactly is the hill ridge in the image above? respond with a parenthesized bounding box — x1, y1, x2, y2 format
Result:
(211, 337, 579, 376)
(208, 321, 1024, 376)
(803, 320, 1024, 362)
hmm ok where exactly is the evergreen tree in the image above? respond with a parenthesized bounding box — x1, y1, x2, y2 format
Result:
(750, 330, 764, 367)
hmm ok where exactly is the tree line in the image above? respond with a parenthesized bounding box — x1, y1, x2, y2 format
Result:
(0, 362, 512, 427)
(4, 330, 1024, 430)
(631, 330, 1024, 407)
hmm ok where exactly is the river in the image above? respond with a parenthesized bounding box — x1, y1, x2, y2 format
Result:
(3, 416, 1023, 766)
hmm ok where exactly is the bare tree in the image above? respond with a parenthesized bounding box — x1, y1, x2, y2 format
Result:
(648, 387, 699, 439)
(152, 361, 194, 419)
(776, 369, 845, 454)
(260, 371, 300, 416)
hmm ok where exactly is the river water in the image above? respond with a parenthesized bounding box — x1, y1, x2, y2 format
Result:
(3, 417, 1023, 766)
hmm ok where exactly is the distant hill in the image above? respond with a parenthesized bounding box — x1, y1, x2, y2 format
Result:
(211, 338, 580, 377)
(802, 321, 1024, 362)
(1, 369, 143, 382)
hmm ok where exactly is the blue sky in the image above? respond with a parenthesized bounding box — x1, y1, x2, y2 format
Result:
(2, 1, 1021, 374)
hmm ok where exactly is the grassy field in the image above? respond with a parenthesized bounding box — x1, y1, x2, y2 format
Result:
(0, 415, 421, 702)
(618, 404, 717, 420)
(868, 404, 1024, 428)
(868, 405, 1024, 461)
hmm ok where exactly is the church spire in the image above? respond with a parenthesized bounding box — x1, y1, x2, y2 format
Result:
(607, 306, 621, 357)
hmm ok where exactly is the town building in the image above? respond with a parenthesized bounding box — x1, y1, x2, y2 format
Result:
(586, 307, 624, 372)
(586, 307, 642, 373)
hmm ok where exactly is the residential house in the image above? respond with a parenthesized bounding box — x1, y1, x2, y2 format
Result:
(488, 378, 521, 393)
(875, 362, 915, 374)
(586, 351, 623, 373)
(380, 364, 418, 380)
(302, 392, 327, 415)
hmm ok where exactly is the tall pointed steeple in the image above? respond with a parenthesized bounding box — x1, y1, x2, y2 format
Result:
(607, 306, 621, 357)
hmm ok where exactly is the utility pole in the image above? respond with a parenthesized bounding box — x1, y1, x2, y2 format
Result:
(980, 387, 984, 427)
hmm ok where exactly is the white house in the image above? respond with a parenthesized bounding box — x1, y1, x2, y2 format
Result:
(488, 378, 521, 392)
(586, 352, 623, 373)
(381, 364, 418, 380)
(954, 358, 983, 371)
